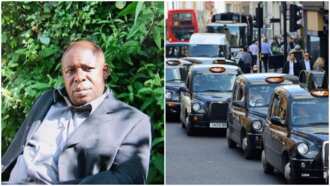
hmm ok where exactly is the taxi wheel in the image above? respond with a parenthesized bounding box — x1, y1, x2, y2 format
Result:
(226, 129, 236, 148)
(185, 115, 194, 136)
(284, 161, 298, 184)
(242, 136, 254, 159)
(261, 150, 274, 174)
(181, 121, 185, 129)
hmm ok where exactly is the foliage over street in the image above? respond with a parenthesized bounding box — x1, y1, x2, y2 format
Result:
(1, 1, 164, 184)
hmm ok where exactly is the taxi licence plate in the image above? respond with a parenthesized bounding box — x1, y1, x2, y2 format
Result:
(210, 122, 227, 128)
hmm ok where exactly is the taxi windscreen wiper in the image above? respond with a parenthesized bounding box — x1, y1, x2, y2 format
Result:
(166, 79, 182, 82)
(299, 122, 328, 127)
(196, 89, 221, 92)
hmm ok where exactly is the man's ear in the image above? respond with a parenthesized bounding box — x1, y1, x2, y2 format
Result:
(103, 64, 109, 81)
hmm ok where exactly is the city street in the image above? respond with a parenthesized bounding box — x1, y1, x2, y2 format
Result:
(166, 122, 286, 184)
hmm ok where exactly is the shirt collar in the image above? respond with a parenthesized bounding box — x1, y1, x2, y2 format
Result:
(53, 87, 110, 114)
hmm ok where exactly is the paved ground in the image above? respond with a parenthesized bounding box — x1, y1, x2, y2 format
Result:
(166, 122, 287, 184)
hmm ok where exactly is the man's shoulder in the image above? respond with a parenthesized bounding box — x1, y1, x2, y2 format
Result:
(103, 94, 150, 122)
(31, 89, 55, 106)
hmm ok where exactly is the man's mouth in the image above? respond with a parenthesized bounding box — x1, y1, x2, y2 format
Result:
(73, 88, 91, 97)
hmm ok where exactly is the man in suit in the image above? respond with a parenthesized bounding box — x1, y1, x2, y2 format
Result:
(301, 51, 313, 71)
(1, 40, 152, 184)
(282, 50, 302, 76)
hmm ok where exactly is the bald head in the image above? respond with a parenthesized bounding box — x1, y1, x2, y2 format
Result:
(61, 40, 108, 106)
(61, 40, 105, 65)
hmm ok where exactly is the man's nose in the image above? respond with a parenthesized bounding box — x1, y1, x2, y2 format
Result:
(73, 69, 86, 83)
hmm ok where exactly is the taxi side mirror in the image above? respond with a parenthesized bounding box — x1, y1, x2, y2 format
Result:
(270, 116, 283, 126)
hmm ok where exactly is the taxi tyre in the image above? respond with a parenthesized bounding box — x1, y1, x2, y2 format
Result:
(181, 121, 185, 128)
(241, 135, 254, 159)
(284, 161, 299, 184)
(261, 150, 274, 174)
(226, 128, 236, 148)
(185, 114, 194, 136)
(181, 112, 186, 129)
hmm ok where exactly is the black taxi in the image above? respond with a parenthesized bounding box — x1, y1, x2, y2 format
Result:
(227, 73, 299, 159)
(262, 85, 328, 183)
(180, 64, 241, 135)
(166, 59, 191, 119)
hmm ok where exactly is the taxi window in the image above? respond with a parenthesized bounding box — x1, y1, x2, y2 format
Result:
(278, 96, 287, 122)
(166, 45, 189, 58)
(248, 85, 276, 107)
(236, 86, 245, 101)
(192, 73, 236, 92)
(189, 45, 227, 58)
(166, 68, 182, 82)
(270, 95, 280, 118)
(270, 94, 287, 123)
(291, 99, 328, 126)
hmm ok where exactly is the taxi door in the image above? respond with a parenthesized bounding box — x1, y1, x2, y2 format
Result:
(268, 94, 289, 169)
(180, 72, 192, 122)
(230, 82, 247, 143)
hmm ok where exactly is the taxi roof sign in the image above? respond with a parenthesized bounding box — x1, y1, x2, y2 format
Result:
(209, 67, 225, 73)
(166, 60, 180, 66)
(311, 90, 329, 97)
(265, 76, 285, 84)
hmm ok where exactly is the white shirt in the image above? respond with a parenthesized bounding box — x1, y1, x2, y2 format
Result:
(8, 88, 108, 184)
(248, 43, 258, 55)
(289, 61, 294, 75)
(304, 60, 311, 71)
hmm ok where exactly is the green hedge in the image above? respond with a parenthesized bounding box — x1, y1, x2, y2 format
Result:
(1, 1, 164, 184)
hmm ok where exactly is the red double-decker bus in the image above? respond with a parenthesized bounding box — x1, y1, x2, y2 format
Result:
(166, 9, 199, 43)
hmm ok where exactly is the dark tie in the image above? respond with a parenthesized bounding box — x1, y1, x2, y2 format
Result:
(70, 104, 92, 117)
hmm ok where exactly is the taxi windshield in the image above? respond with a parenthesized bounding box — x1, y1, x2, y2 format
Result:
(291, 99, 328, 127)
(192, 73, 236, 92)
(166, 45, 189, 58)
(166, 68, 182, 82)
(248, 85, 277, 107)
(189, 45, 226, 58)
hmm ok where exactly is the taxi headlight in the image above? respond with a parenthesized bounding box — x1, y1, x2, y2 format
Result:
(192, 102, 205, 113)
(166, 91, 172, 99)
(297, 142, 309, 155)
(252, 120, 262, 131)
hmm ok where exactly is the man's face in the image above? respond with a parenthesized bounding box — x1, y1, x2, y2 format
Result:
(61, 47, 107, 106)
(304, 53, 309, 60)
(289, 53, 295, 61)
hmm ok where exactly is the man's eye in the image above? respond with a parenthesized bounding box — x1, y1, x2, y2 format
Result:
(66, 69, 74, 74)
(83, 67, 94, 71)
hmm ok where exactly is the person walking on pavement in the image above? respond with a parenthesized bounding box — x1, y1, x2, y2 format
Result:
(248, 40, 258, 66)
(261, 38, 272, 72)
(283, 50, 302, 76)
(238, 46, 253, 73)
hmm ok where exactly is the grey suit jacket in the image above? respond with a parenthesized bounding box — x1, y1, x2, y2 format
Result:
(1, 89, 152, 184)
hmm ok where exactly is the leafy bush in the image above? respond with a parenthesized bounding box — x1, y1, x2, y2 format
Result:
(1, 1, 164, 184)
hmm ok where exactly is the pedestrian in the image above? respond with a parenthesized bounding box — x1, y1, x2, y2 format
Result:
(248, 40, 258, 66)
(313, 57, 325, 71)
(293, 44, 304, 62)
(271, 36, 281, 55)
(1, 40, 152, 184)
(301, 51, 313, 71)
(282, 50, 302, 76)
(261, 38, 272, 72)
(238, 46, 253, 73)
